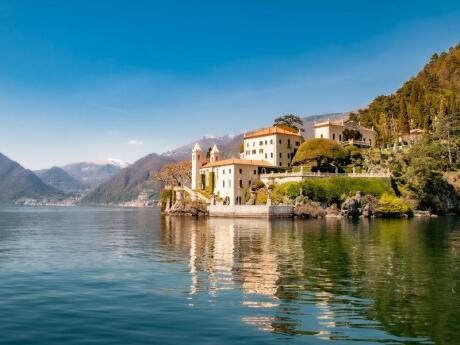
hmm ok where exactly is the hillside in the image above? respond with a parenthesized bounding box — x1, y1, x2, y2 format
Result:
(80, 153, 176, 204)
(0, 153, 64, 203)
(35, 167, 87, 193)
(350, 43, 460, 144)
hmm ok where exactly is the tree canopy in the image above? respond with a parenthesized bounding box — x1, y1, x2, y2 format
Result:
(292, 138, 347, 168)
(273, 114, 304, 132)
(153, 160, 192, 187)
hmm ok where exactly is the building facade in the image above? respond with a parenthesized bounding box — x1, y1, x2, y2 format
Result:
(314, 119, 376, 148)
(240, 126, 303, 167)
(192, 126, 303, 205)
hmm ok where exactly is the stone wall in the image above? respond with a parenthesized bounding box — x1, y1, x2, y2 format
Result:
(208, 205, 293, 218)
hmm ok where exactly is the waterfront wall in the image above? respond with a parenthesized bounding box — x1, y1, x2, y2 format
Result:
(208, 205, 293, 218)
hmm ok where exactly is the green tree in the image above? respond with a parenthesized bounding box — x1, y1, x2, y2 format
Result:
(273, 114, 304, 132)
(292, 138, 347, 169)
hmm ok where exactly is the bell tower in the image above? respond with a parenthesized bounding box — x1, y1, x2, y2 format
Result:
(191, 143, 203, 189)
(210, 144, 221, 163)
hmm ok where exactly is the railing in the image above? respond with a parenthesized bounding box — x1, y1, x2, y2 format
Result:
(260, 169, 391, 179)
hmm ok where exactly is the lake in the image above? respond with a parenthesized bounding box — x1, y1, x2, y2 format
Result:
(0, 207, 459, 344)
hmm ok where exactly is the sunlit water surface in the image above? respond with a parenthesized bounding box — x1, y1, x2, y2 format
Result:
(0, 207, 459, 344)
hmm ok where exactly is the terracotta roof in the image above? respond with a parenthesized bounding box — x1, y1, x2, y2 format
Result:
(202, 158, 274, 168)
(244, 126, 302, 139)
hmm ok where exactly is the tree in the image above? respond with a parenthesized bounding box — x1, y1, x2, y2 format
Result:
(153, 160, 192, 187)
(398, 97, 410, 134)
(273, 114, 304, 132)
(292, 138, 347, 169)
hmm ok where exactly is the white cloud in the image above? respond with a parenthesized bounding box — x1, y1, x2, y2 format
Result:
(128, 139, 143, 146)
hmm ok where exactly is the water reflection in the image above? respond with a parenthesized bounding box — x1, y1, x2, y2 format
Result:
(162, 216, 460, 344)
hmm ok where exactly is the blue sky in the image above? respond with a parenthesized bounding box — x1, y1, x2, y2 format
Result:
(0, 0, 459, 169)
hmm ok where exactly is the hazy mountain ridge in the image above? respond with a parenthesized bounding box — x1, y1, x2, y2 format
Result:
(0, 153, 65, 204)
(34, 166, 87, 193)
(62, 161, 127, 188)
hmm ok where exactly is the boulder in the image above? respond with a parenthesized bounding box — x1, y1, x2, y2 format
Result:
(326, 204, 342, 218)
(294, 199, 326, 218)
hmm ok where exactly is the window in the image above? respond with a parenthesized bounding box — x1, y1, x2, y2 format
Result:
(259, 149, 263, 153)
(288, 139, 291, 146)
(246, 143, 249, 148)
(228, 169, 231, 174)
(279, 162, 282, 166)
(288, 162, 290, 167)
(253, 142, 255, 147)
(223, 180, 225, 187)
(259, 141, 263, 146)
(239, 168, 242, 174)
(270, 153, 273, 158)
(248, 180, 251, 186)
(332, 133, 335, 140)
(246, 150, 250, 155)
(265, 153, 267, 159)
(296, 141, 300, 146)
(253, 170, 257, 175)
(252, 150, 256, 154)
(339, 134, 342, 141)
(279, 139, 282, 144)
(369, 139, 372, 145)
(279, 153, 282, 158)
(270, 139, 273, 144)
(265, 140, 267, 145)
(287, 153, 290, 159)
(320, 134, 323, 138)
(239, 180, 243, 188)
(223, 169, 225, 175)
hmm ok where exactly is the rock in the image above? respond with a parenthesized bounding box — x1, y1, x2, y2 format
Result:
(413, 210, 431, 217)
(326, 204, 342, 218)
(167, 200, 208, 216)
(341, 196, 361, 218)
(294, 200, 326, 218)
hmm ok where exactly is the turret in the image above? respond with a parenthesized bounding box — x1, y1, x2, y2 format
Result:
(210, 144, 221, 163)
(191, 143, 203, 190)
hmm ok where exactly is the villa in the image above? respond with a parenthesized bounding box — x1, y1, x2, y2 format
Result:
(192, 126, 303, 205)
(314, 119, 375, 148)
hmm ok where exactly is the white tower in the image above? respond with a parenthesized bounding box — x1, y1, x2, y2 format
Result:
(210, 144, 221, 163)
(191, 143, 203, 190)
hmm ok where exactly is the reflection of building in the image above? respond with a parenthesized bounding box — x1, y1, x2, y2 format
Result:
(314, 119, 375, 148)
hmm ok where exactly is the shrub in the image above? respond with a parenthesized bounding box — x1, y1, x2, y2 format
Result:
(378, 192, 411, 215)
(292, 138, 347, 168)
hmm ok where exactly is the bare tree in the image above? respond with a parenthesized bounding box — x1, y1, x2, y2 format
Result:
(153, 160, 192, 187)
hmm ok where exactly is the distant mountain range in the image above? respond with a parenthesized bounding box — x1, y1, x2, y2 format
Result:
(0, 153, 64, 204)
(61, 159, 129, 188)
(34, 167, 87, 193)
(80, 153, 176, 204)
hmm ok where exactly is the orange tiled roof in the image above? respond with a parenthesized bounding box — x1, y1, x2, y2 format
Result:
(202, 158, 274, 168)
(244, 126, 302, 139)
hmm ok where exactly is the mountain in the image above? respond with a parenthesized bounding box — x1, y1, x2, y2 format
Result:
(162, 134, 239, 161)
(0, 153, 64, 203)
(62, 159, 129, 188)
(80, 153, 176, 204)
(350, 43, 460, 144)
(34, 166, 86, 193)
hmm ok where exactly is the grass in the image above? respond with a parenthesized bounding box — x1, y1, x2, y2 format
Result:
(272, 177, 393, 205)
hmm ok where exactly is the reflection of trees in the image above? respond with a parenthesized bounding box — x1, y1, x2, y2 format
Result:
(159, 215, 460, 344)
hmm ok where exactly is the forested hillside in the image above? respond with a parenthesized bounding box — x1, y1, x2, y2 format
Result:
(350, 44, 460, 144)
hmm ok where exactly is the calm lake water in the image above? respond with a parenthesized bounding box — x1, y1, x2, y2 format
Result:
(0, 207, 459, 345)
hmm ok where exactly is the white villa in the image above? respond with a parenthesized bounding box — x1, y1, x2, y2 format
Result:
(192, 126, 303, 205)
(314, 119, 376, 148)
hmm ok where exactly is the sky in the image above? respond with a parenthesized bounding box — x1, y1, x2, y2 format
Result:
(0, 0, 459, 169)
